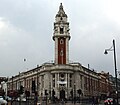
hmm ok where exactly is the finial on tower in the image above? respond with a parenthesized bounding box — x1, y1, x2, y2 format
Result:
(59, 3, 63, 10)
(56, 3, 67, 18)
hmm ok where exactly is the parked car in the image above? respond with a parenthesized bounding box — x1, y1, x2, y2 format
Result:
(5, 96, 12, 101)
(0, 96, 7, 105)
(104, 98, 113, 105)
(37, 102, 41, 105)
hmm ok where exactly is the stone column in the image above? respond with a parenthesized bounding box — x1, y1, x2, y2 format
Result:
(58, 73, 59, 88)
(66, 73, 67, 88)
(68, 74, 69, 88)
(58, 73, 59, 99)
(55, 38, 58, 64)
(55, 73, 57, 98)
(49, 74, 51, 98)
(68, 73, 70, 98)
(66, 73, 69, 99)
(66, 38, 69, 64)
(55, 73, 57, 88)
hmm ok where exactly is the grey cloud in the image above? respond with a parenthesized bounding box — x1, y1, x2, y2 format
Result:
(0, 0, 120, 76)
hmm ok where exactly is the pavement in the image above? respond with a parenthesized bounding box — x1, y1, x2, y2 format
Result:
(11, 100, 105, 105)
(48, 103, 103, 105)
(47, 100, 104, 105)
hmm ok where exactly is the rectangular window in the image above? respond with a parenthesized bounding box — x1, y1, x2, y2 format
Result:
(52, 74, 55, 87)
(53, 80, 55, 87)
(69, 74, 72, 87)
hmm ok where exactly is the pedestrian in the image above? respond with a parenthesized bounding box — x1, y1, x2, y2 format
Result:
(92, 96, 95, 105)
(61, 99, 64, 105)
(95, 97, 98, 104)
(113, 98, 116, 105)
(108, 100, 111, 105)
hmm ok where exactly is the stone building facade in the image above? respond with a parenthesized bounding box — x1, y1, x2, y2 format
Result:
(7, 3, 111, 99)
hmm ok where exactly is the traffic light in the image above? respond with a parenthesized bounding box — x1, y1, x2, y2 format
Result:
(32, 80, 36, 93)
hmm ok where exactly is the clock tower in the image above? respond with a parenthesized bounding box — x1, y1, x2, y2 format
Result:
(53, 3, 70, 64)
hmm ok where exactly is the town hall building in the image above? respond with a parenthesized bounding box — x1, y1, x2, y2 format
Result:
(7, 3, 111, 100)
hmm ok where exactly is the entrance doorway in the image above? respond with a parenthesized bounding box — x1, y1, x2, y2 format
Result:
(60, 89, 65, 99)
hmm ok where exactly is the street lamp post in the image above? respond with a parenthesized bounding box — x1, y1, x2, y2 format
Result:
(104, 39, 118, 105)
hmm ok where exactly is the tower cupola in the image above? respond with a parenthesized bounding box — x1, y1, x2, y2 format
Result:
(56, 3, 67, 18)
(55, 3, 68, 24)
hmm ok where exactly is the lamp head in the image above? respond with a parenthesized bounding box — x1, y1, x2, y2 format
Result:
(104, 50, 108, 54)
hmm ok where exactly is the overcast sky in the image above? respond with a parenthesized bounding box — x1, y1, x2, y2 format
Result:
(0, 0, 120, 77)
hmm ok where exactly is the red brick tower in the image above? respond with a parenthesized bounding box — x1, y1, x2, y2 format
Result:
(53, 3, 70, 64)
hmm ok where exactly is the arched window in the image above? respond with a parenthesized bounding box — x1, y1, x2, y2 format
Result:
(60, 28, 64, 34)
(60, 49, 63, 56)
(60, 73, 65, 81)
